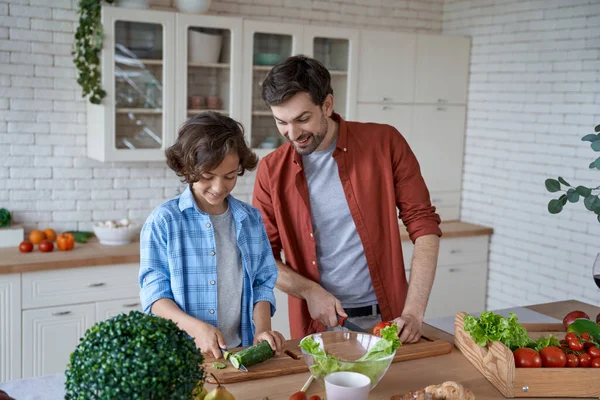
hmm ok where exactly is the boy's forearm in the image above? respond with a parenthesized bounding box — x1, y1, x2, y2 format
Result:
(253, 301, 272, 333)
(151, 298, 199, 334)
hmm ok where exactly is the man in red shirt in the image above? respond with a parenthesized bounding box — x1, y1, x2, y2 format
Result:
(252, 55, 442, 343)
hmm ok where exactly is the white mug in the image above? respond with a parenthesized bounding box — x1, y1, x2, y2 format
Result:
(325, 371, 371, 400)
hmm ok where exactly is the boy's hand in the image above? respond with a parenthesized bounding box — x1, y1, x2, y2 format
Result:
(254, 330, 285, 355)
(190, 321, 226, 359)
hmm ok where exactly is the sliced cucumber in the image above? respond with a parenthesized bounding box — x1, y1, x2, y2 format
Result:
(229, 340, 274, 370)
(212, 362, 227, 369)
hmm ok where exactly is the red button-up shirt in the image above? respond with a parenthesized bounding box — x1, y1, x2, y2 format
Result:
(252, 114, 442, 339)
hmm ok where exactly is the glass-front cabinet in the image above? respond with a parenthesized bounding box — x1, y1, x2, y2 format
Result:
(88, 7, 175, 162)
(175, 15, 243, 133)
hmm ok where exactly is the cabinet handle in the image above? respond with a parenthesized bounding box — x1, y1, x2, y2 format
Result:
(437, 106, 447, 111)
(123, 302, 140, 308)
(448, 268, 461, 273)
(437, 98, 448, 103)
(52, 311, 71, 316)
(449, 249, 462, 254)
(381, 105, 391, 110)
(87, 282, 106, 287)
(381, 97, 392, 102)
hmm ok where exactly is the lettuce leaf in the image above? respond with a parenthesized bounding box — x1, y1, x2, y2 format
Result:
(463, 311, 533, 351)
(357, 324, 401, 361)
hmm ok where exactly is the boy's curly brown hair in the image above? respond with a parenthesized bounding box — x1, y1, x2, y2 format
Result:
(166, 112, 258, 184)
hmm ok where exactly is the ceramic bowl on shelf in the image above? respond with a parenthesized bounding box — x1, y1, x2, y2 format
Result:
(92, 219, 140, 246)
(176, 0, 211, 13)
(254, 52, 282, 66)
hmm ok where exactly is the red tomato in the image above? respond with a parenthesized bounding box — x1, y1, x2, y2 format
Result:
(564, 332, 578, 342)
(513, 348, 542, 368)
(539, 346, 567, 368)
(372, 321, 394, 337)
(19, 241, 33, 253)
(566, 353, 579, 368)
(288, 392, 306, 400)
(563, 310, 590, 329)
(307, 396, 321, 400)
(588, 346, 600, 359)
(580, 333, 590, 340)
(579, 353, 592, 368)
(568, 339, 584, 352)
(38, 240, 53, 252)
(592, 358, 600, 368)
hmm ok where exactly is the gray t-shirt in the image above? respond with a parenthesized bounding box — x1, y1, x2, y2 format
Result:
(210, 205, 243, 348)
(303, 141, 377, 308)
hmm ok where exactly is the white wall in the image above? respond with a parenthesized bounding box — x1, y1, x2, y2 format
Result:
(0, 0, 443, 234)
(444, 0, 600, 308)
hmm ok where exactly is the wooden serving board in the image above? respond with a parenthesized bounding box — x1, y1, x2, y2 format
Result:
(204, 332, 452, 384)
(454, 312, 600, 398)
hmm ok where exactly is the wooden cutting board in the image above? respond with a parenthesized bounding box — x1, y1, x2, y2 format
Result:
(203, 332, 452, 384)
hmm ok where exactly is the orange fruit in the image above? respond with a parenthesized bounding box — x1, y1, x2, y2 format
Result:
(44, 228, 57, 242)
(29, 230, 47, 244)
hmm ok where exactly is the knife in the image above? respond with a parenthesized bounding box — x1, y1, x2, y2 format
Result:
(337, 315, 369, 333)
(221, 348, 248, 372)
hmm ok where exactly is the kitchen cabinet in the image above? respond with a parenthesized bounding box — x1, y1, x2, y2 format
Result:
(414, 34, 470, 105)
(0, 274, 21, 382)
(356, 104, 413, 146)
(95, 298, 142, 320)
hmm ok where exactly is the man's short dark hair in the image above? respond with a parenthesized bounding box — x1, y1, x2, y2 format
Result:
(261, 54, 333, 107)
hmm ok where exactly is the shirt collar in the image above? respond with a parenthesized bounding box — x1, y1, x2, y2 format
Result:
(292, 112, 348, 167)
(178, 184, 248, 221)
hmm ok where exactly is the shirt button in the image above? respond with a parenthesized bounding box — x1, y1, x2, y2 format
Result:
(209, 309, 215, 314)
(343, 148, 347, 152)
(309, 233, 313, 238)
(206, 223, 211, 228)
(210, 251, 215, 256)
(210, 280, 215, 285)
(312, 261, 316, 265)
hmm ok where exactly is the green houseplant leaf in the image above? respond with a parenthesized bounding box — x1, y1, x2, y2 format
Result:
(0, 208, 11, 228)
(566, 188, 579, 203)
(548, 199, 564, 214)
(545, 179, 561, 192)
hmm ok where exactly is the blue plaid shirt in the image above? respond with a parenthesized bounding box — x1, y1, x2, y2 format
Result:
(139, 185, 278, 347)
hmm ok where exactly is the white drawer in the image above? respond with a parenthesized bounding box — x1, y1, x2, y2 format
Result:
(22, 264, 140, 309)
(96, 297, 142, 322)
(402, 235, 489, 268)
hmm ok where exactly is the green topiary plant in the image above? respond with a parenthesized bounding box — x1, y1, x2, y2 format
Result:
(65, 311, 205, 399)
(73, 0, 115, 104)
(0, 208, 11, 228)
(545, 123, 600, 222)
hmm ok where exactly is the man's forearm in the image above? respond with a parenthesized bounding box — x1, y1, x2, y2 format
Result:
(275, 260, 319, 300)
(403, 234, 440, 317)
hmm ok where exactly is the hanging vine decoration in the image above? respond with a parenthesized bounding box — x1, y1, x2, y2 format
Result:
(73, 0, 115, 104)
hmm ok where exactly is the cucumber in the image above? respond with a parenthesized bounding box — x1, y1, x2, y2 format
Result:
(229, 341, 274, 369)
(212, 362, 227, 369)
(567, 318, 600, 342)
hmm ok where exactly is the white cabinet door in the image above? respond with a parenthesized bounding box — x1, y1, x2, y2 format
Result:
(357, 30, 416, 104)
(356, 103, 413, 146)
(22, 304, 95, 378)
(411, 105, 466, 194)
(0, 274, 21, 382)
(414, 34, 470, 105)
(272, 288, 290, 340)
(95, 298, 142, 321)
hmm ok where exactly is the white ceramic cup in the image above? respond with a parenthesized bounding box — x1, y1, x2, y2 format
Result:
(325, 371, 371, 400)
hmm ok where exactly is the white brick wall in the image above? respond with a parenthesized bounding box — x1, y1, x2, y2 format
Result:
(444, 0, 600, 308)
(0, 0, 443, 235)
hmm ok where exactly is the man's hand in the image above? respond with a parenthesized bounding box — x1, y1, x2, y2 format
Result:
(305, 286, 347, 327)
(189, 321, 227, 359)
(254, 330, 286, 355)
(392, 312, 423, 343)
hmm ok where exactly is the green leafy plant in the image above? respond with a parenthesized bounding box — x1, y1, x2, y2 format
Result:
(545, 123, 600, 222)
(0, 208, 11, 228)
(73, 0, 115, 104)
(65, 311, 205, 399)
(463, 311, 533, 351)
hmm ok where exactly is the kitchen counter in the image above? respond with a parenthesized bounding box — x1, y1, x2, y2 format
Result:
(1, 300, 594, 400)
(0, 221, 492, 275)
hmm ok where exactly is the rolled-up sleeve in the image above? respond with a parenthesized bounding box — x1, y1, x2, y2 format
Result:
(139, 213, 174, 314)
(252, 215, 278, 316)
(391, 128, 442, 243)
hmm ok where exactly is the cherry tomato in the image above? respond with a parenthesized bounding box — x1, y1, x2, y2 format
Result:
(19, 241, 33, 253)
(568, 339, 584, 352)
(540, 346, 567, 368)
(513, 348, 542, 368)
(579, 353, 592, 368)
(308, 396, 321, 400)
(566, 353, 579, 368)
(289, 392, 306, 400)
(592, 358, 600, 368)
(565, 332, 578, 342)
(580, 333, 591, 340)
(38, 240, 53, 252)
(372, 321, 394, 337)
(588, 346, 600, 359)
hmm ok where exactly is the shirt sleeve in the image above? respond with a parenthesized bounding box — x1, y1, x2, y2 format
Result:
(390, 127, 442, 242)
(252, 158, 283, 262)
(252, 213, 278, 317)
(139, 212, 174, 314)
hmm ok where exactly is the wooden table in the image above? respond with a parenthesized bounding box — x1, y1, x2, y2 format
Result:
(205, 300, 599, 400)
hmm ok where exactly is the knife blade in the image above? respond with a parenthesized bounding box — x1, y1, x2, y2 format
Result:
(221, 348, 248, 372)
(337, 315, 369, 333)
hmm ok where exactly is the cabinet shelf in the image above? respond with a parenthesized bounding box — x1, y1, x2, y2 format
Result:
(136, 58, 163, 65)
(116, 108, 162, 114)
(187, 109, 229, 114)
(188, 62, 230, 68)
(252, 110, 272, 116)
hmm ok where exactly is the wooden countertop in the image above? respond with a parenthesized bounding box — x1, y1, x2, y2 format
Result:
(205, 300, 598, 400)
(0, 220, 492, 275)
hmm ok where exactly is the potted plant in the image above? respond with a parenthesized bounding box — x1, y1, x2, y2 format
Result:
(0, 208, 25, 249)
(65, 311, 205, 399)
(545, 123, 600, 221)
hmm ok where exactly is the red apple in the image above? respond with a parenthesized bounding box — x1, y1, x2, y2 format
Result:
(563, 310, 590, 329)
